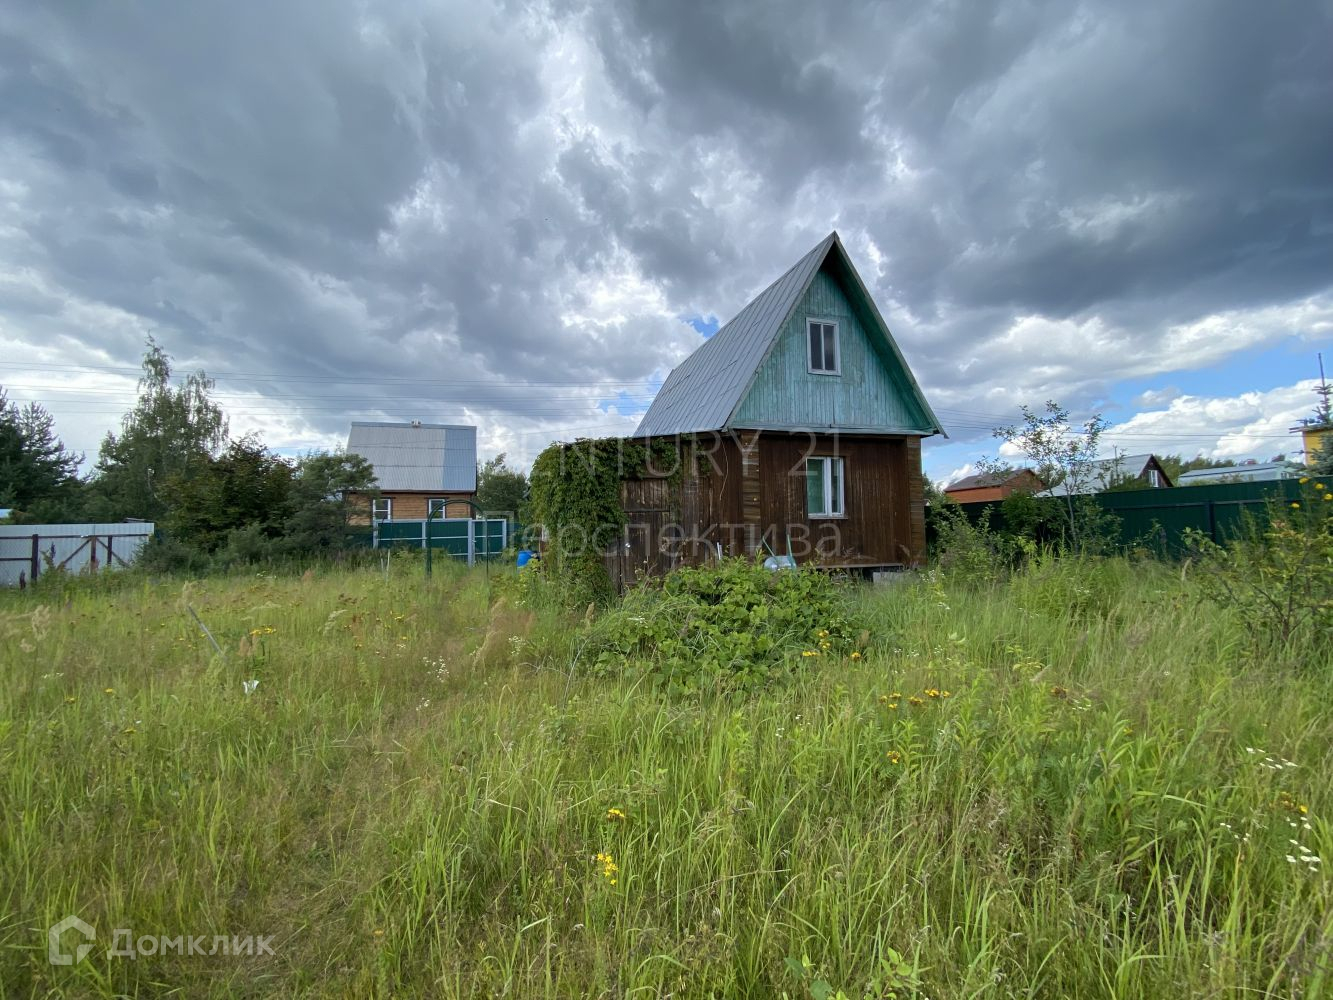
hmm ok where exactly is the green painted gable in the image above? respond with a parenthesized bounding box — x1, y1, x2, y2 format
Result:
(731, 264, 935, 434)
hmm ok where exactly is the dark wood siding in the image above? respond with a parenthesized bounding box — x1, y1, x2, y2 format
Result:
(756, 433, 917, 567)
(605, 432, 927, 587)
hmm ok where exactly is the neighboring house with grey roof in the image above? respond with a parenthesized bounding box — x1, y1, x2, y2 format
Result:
(345, 421, 477, 522)
(1034, 453, 1174, 497)
(1176, 461, 1299, 485)
(617, 230, 943, 577)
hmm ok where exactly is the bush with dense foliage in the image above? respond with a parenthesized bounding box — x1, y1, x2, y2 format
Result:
(527, 436, 678, 607)
(1184, 477, 1333, 663)
(577, 559, 864, 692)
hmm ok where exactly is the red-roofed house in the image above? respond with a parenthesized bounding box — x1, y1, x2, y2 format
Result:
(944, 469, 1046, 504)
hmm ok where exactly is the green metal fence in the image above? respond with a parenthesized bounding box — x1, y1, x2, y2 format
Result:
(950, 479, 1307, 556)
(372, 518, 510, 564)
(1098, 479, 1303, 553)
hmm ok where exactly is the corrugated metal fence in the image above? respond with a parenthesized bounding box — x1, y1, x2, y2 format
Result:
(951, 479, 1306, 555)
(0, 523, 155, 587)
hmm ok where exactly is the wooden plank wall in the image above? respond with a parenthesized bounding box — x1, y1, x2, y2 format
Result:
(904, 437, 926, 565)
(755, 434, 916, 566)
(605, 433, 928, 590)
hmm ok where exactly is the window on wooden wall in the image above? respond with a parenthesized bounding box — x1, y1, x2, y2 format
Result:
(428, 498, 448, 519)
(372, 497, 392, 521)
(805, 456, 845, 517)
(807, 319, 840, 374)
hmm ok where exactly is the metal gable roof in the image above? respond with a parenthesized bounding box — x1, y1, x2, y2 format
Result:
(1034, 454, 1163, 497)
(345, 422, 477, 493)
(633, 231, 943, 438)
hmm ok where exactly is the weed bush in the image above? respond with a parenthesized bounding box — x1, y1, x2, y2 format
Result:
(1184, 479, 1333, 663)
(576, 559, 865, 692)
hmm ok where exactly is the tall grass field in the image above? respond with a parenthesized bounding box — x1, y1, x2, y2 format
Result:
(1, 554, 1329, 997)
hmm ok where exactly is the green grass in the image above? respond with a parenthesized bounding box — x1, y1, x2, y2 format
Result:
(1, 555, 1329, 997)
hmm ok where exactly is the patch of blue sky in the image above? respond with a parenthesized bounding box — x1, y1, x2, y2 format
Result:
(598, 390, 652, 415)
(684, 314, 720, 338)
(1107, 342, 1319, 417)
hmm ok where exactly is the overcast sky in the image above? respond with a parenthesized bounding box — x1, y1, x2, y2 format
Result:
(1, 0, 1330, 484)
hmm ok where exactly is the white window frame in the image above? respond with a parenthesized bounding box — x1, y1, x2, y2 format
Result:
(428, 498, 448, 519)
(372, 497, 392, 522)
(806, 318, 841, 375)
(1146, 469, 1161, 488)
(806, 456, 845, 518)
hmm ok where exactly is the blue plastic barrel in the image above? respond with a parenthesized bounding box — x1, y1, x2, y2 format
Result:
(517, 549, 536, 568)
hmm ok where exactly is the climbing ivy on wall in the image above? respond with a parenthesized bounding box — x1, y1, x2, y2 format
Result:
(528, 436, 680, 607)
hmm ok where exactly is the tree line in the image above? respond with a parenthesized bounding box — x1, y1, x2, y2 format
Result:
(2, 342, 531, 570)
(2, 343, 376, 570)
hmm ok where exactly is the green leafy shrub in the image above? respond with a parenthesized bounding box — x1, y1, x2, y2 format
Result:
(1184, 480, 1333, 662)
(930, 501, 1035, 583)
(527, 436, 679, 608)
(575, 559, 865, 692)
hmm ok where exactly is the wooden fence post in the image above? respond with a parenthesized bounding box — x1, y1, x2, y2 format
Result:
(30, 534, 39, 582)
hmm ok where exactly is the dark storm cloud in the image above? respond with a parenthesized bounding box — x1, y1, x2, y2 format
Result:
(0, 0, 1330, 459)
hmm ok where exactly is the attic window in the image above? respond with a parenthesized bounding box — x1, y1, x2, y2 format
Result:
(807, 319, 840, 375)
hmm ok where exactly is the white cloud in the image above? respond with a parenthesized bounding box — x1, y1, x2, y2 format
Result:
(1102, 381, 1317, 462)
(936, 462, 977, 490)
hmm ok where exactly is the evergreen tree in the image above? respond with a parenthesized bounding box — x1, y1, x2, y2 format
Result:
(0, 388, 84, 521)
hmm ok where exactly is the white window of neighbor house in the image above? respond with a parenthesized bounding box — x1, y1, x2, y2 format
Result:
(428, 498, 448, 519)
(372, 497, 392, 521)
(807, 319, 840, 374)
(1147, 469, 1161, 488)
(805, 456, 845, 517)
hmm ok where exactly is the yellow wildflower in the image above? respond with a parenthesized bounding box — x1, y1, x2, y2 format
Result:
(908, 696, 924, 707)
(817, 629, 830, 639)
(1300, 477, 1309, 484)
(850, 651, 862, 660)
(104, 688, 115, 695)
(940, 690, 952, 699)
(801, 650, 820, 658)
(1290, 502, 1300, 509)
(605, 807, 627, 823)
(885, 750, 903, 765)
(594, 851, 619, 886)
(925, 688, 940, 699)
